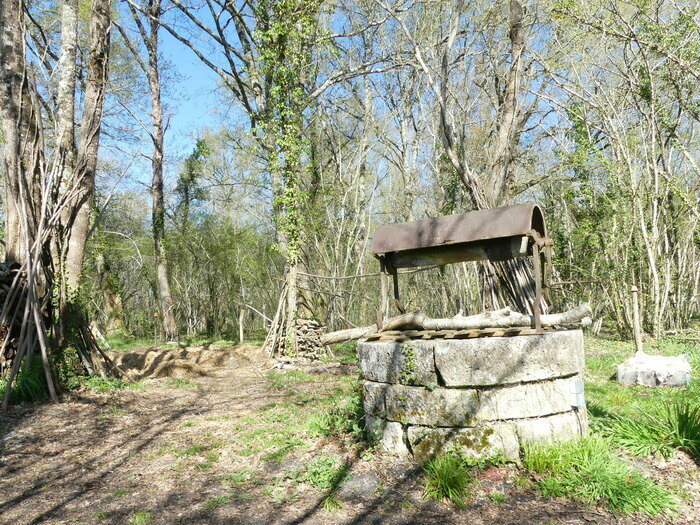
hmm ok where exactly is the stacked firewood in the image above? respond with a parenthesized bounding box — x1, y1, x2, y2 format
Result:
(295, 318, 325, 359)
(0, 263, 23, 376)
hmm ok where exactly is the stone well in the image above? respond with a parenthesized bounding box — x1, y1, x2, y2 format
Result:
(359, 330, 588, 462)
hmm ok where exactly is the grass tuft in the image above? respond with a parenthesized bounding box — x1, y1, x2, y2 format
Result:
(166, 378, 201, 388)
(523, 437, 677, 515)
(128, 511, 153, 525)
(204, 495, 229, 510)
(322, 492, 344, 511)
(0, 356, 48, 403)
(307, 393, 363, 438)
(422, 452, 474, 508)
(297, 455, 350, 490)
(601, 400, 700, 459)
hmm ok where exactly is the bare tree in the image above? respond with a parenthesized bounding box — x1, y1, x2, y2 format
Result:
(120, 0, 178, 340)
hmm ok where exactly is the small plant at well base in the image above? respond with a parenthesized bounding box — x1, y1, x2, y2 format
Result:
(422, 452, 474, 508)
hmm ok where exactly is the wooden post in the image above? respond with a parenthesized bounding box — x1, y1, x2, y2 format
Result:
(239, 307, 244, 345)
(631, 285, 643, 354)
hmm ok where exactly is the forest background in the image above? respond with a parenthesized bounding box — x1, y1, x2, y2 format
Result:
(1, 0, 698, 376)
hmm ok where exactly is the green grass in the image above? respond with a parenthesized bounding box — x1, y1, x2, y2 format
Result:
(320, 341, 357, 363)
(488, 492, 506, 504)
(223, 469, 256, 487)
(127, 511, 153, 524)
(422, 452, 474, 508)
(522, 437, 677, 515)
(584, 334, 700, 461)
(0, 356, 48, 403)
(265, 370, 316, 388)
(600, 400, 700, 459)
(296, 455, 350, 490)
(322, 492, 344, 511)
(105, 333, 155, 351)
(307, 393, 363, 438)
(166, 378, 201, 388)
(204, 495, 229, 510)
(92, 511, 111, 520)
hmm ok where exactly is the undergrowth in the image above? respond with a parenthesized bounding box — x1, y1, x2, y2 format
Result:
(422, 451, 474, 508)
(296, 455, 350, 490)
(308, 392, 363, 439)
(522, 437, 677, 515)
(599, 400, 700, 459)
(0, 355, 48, 403)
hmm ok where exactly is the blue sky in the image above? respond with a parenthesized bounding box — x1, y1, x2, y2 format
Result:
(160, 30, 220, 157)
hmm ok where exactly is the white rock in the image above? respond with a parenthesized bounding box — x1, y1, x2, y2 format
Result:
(617, 352, 691, 387)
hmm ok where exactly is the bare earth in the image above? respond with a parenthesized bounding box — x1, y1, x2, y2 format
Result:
(1, 345, 698, 525)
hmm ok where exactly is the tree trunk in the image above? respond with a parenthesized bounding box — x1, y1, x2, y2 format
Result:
(64, 0, 111, 290)
(0, 0, 42, 265)
(143, 0, 177, 340)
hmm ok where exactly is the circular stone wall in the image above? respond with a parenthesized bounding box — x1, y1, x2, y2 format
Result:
(358, 330, 588, 462)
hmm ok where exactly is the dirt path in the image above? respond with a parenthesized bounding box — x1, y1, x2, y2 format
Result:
(0, 346, 693, 524)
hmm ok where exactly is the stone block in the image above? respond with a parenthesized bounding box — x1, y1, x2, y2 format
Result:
(617, 352, 691, 387)
(362, 381, 388, 417)
(364, 416, 408, 455)
(514, 410, 587, 444)
(358, 341, 437, 386)
(407, 423, 520, 463)
(434, 330, 584, 387)
(384, 384, 479, 426)
(476, 377, 577, 421)
(380, 421, 409, 456)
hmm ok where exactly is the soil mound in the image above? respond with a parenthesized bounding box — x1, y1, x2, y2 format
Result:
(107, 344, 269, 380)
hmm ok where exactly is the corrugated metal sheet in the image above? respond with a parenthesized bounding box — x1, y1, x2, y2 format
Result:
(370, 202, 545, 255)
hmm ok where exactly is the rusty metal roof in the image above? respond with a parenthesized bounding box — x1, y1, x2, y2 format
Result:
(370, 202, 546, 255)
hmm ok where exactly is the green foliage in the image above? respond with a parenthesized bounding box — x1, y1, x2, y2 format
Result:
(166, 378, 201, 389)
(322, 492, 343, 511)
(601, 400, 700, 459)
(0, 356, 49, 403)
(127, 511, 153, 525)
(204, 495, 229, 510)
(399, 343, 417, 385)
(523, 437, 677, 515)
(488, 491, 506, 504)
(422, 451, 474, 508)
(307, 392, 363, 438)
(323, 341, 357, 363)
(84, 376, 130, 392)
(296, 455, 349, 490)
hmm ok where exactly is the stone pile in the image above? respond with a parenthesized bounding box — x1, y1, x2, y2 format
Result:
(295, 318, 324, 359)
(358, 330, 588, 462)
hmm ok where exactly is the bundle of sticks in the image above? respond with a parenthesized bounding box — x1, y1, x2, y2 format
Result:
(0, 263, 24, 377)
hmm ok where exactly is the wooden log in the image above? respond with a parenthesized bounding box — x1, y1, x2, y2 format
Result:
(319, 303, 592, 345)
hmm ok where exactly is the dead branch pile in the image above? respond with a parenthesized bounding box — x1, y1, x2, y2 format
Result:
(0, 263, 24, 377)
(320, 303, 592, 346)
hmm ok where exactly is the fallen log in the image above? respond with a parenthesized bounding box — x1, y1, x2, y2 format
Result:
(320, 303, 592, 346)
